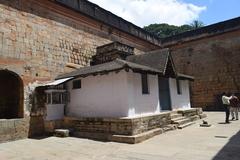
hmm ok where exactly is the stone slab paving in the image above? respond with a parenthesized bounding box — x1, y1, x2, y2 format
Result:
(0, 112, 240, 160)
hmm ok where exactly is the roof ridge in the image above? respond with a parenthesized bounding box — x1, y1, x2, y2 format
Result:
(117, 58, 161, 73)
(146, 48, 170, 54)
(162, 55, 169, 75)
(114, 58, 129, 67)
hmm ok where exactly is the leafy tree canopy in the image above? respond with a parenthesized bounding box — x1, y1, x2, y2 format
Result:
(143, 20, 204, 38)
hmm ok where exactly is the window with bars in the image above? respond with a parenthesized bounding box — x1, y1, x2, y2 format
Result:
(46, 92, 68, 105)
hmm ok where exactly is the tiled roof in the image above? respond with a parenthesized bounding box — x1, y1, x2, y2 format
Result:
(57, 48, 194, 80)
(57, 58, 162, 79)
(127, 48, 170, 74)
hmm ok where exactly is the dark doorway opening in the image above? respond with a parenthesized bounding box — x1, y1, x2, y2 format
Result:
(0, 70, 24, 119)
(159, 76, 172, 111)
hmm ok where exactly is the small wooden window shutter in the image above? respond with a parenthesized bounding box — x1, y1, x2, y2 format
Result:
(141, 73, 149, 94)
(176, 79, 182, 95)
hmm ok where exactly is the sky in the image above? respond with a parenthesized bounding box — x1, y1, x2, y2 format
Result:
(88, 0, 240, 27)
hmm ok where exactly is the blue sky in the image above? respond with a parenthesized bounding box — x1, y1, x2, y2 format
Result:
(89, 0, 240, 27)
(183, 0, 240, 25)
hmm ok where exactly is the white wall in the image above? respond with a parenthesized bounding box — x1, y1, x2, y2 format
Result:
(169, 78, 191, 110)
(66, 70, 160, 118)
(126, 71, 160, 117)
(46, 104, 65, 120)
(66, 71, 129, 117)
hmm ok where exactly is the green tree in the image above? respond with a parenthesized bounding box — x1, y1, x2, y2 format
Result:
(143, 20, 204, 38)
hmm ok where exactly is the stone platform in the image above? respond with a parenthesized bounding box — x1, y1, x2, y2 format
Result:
(58, 108, 206, 143)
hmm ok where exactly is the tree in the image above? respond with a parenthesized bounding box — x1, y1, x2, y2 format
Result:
(143, 23, 179, 38)
(190, 20, 204, 29)
(143, 20, 204, 38)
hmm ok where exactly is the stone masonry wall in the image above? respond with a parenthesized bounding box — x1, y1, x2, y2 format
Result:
(0, 118, 29, 143)
(63, 112, 171, 137)
(0, 1, 110, 83)
(165, 30, 240, 110)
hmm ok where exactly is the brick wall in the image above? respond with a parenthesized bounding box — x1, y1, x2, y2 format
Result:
(166, 30, 240, 110)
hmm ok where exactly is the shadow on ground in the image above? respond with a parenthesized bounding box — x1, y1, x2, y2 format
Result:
(28, 136, 49, 140)
(212, 130, 240, 160)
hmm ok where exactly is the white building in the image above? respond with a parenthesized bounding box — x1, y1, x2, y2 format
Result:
(44, 47, 194, 120)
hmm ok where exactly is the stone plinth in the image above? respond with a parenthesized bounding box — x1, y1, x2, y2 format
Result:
(64, 112, 171, 136)
(41, 108, 206, 143)
(54, 129, 70, 137)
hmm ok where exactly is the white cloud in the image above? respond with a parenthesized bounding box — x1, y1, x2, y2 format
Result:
(88, 0, 206, 27)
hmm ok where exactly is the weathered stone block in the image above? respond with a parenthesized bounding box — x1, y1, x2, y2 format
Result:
(54, 129, 70, 137)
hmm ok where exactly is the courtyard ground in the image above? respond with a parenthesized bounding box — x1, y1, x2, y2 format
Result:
(0, 112, 240, 160)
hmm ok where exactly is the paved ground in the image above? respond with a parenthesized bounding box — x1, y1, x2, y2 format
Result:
(0, 112, 240, 160)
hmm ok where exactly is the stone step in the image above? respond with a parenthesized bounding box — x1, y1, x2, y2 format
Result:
(73, 127, 107, 133)
(73, 125, 178, 144)
(170, 110, 179, 114)
(172, 118, 192, 125)
(177, 122, 195, 129)
(170, 114, 183, 119)
(110, 128, 164, 144)
(72, 131, 111, 141)
(189, 115, 200, 121)
(171, 116, 186, 122)
(162, 124, 178, 132)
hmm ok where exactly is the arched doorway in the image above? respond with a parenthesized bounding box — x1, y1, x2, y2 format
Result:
(0, 70, 23, 119)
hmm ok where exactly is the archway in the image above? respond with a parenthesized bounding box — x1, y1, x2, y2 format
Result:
(0, 70, 24, 119)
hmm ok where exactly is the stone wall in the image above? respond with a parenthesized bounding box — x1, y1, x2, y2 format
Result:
(44, 120, 64, 134)
(28, 116, 45, 137)
(0, 118, 29, 143)
(165, 30, 240, 110)
(131, 113, 171, 135)
(63, 112, 171, 137)
(55, 0, 161, 47)
(0, 0, 110, 82)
